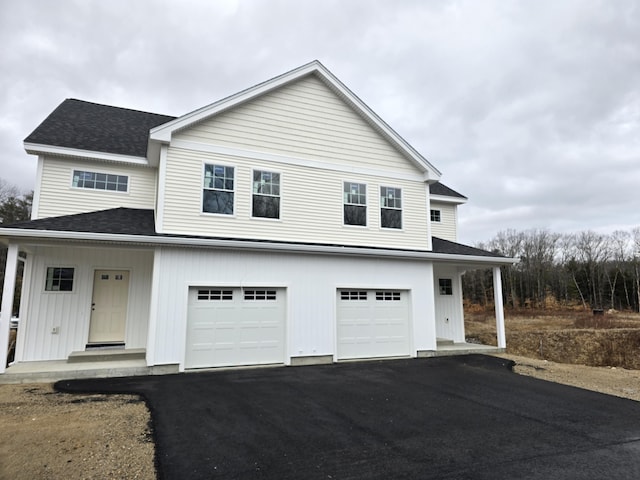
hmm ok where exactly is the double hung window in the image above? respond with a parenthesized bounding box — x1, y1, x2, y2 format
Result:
(380, 187, 402, 229)
(203, 164, 235, 215)
(252, 170, 280, 219)
(343, 182, 367, 226)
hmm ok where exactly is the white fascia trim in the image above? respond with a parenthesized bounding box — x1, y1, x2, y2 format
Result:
(430, 194, 468, 205)
(314, 65, 442, 181)
(150, 62, 324, 142)
(171, 139, 427, 183)
(149, 60, 442, 181)
(0, 228, 518, 265)
(24, 143, 150, 166)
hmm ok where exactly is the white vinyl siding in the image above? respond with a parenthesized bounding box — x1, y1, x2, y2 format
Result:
(173, 75, 420, 177)
(15, 247, 153, 362)
(162, 148, 428, 250)
(429, 201, 458, 242)
(148, 248, 437, 369)
(34, 157, 156, 219)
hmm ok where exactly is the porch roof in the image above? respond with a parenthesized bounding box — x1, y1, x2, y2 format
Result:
(0, 208, 515, 264)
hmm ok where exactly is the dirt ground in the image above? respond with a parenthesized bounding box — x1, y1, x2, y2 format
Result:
(0, 384, 155, 480)
(1, 355, 640, 480)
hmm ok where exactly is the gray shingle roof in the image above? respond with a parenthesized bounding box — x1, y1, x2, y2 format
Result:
(24, 99, 176, 157)
(430, 182, 467, 199)
(1, 208, 504, 258)
(431, 236, 504, 257)
(0, 208, 156, 235)
(24, 99, 466, 200)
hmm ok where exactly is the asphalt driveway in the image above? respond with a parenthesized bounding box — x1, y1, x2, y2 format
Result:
(56, 355, 640, 479)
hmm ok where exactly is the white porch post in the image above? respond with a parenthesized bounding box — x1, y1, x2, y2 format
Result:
(493, 266, 506, 349)
(423, 262, 438, 351)
(145, 247, 162, 367)
(1, 243, 19, 374)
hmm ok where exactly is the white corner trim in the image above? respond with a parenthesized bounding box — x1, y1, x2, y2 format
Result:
(31, 156, 44, 220)
(24, 143, 150, 166)
(155, 145, 168, 234)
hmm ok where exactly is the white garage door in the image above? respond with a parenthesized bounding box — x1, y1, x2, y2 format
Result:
(186, 287, 285, 369)
(336, 289, 411, 360)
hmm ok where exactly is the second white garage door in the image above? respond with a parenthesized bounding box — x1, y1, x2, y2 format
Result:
(185, 287, 285, 369)
(336, 289, 411, 360)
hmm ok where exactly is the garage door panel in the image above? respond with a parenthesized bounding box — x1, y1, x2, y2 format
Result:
(186, 287, 285, 369)
(337, 289, 410, 360)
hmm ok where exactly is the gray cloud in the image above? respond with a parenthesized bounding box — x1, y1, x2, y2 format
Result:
(1, 0, 639, 243)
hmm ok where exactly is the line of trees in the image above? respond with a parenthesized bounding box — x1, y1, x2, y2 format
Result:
(463, 228, 640, 312)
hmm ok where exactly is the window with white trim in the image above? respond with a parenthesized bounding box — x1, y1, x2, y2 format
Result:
(45, 267, 75, 292)
(430, 209, 441, 222)
(343, 182, 366, 226)
(380, 187, 402, 229)
(72, 170, 128, 192)
(252, 170, 280, 219)
(203, 164, 235, 215)
(439, 279, 453, 295)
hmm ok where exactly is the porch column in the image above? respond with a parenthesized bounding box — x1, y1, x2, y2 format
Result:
(493, 266, 506, 349)
(0, 243, 19, 374)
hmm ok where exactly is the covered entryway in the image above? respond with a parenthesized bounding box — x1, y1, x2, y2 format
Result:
(336, 289, 410, 360)
(88, 270, 130, 344)
(185, 287, 286, 369)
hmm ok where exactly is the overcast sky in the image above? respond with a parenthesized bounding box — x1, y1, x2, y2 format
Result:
(1, 0, 638, 244)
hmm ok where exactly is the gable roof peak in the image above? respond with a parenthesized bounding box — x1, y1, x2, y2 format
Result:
(149, 61, 441, 181)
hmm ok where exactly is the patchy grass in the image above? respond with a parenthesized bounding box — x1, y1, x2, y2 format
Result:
(466, 308, 640, 369)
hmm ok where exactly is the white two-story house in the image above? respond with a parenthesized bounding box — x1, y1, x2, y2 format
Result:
(0, 61, 515, 379)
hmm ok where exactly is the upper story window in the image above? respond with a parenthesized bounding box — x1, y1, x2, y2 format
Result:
(72, 170, 128, 192)
(203, 164, 234, 215)
(45, 267, 75, 292)
(252, 170, 280, 219)
(380, 186, 402, 229)
(343, 182, 366, 226)
(430, 209, 441, 222)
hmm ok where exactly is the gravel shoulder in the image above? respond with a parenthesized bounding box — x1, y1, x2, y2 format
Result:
(0, 383, 155, 480)
(1, 355, 639, 479)
(500, 353, 640, 402)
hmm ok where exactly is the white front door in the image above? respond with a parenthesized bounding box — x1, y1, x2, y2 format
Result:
(88, 270, 129, 344)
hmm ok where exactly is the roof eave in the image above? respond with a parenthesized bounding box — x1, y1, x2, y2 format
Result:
(430, 194, 468, 205)
(24, 142, 150, 166)
(0, 228, 516, 264)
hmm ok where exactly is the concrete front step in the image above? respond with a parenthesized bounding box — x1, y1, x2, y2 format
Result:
(67, 348, 146, 363)
(436, 338, 455, 346)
